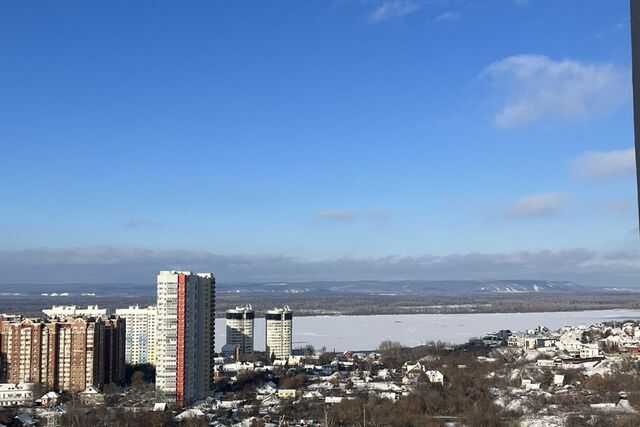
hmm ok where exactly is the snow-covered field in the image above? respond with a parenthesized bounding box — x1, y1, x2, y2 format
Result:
(215, 309, 640, 352)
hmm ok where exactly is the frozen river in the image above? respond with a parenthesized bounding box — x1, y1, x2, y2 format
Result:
(215, 309, 640, 352)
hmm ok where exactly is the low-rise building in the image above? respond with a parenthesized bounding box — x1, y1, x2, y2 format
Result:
(580, 343, 600, 359)
(0, 383, 33, 407)
(277, 389, 299, 399)
(507, 334, 525, 347)
(425, 370, 444, 384)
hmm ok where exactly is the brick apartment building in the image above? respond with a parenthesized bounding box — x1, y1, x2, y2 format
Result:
(0, 315, 125, 392)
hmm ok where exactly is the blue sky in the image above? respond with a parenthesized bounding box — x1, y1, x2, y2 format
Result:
(1, 0, 638, 284)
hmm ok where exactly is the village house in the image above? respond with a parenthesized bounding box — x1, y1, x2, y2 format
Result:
(277, 389, 299, 399)
(402, 362, 424, 381)
(580, 343, 600, 359)
(36, 391, 60, 407)
(0, 383, 34, 407)
(507, 333, 525, 347)
(425, 370, 444, 384)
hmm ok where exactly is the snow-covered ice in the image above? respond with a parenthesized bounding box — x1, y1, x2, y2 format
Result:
(215, 309, 640, 352)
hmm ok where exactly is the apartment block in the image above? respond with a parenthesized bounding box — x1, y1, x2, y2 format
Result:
(42, 305, 111, 319)
(265, 306, 293, 361)
(103, 317, 126, 384)
(115, 305, 157, 365)
(0, 316, 125, 392)
(156, 270, 215, 406)
(225, 305, 255, 356)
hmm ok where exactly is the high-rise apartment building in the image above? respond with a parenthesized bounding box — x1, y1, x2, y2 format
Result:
(225, 305, 254, 356)
(103, 317, 126, 385)
(115, 305, 157, 365)
(42, 305, 111, 319)
(0, 316, 125, 392)
(265, 306, 293, 361)
(156, 270, 215, 406)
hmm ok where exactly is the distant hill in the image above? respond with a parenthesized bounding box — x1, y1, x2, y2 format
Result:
(217, 279, 587, 295)
(2, 279, 589, 298)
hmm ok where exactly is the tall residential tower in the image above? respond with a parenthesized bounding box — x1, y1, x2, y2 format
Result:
(155, 271, 215, 406)
(265, 306, 292, 361)
(114, 305, 157, 365)
(225, 305, 254, 356)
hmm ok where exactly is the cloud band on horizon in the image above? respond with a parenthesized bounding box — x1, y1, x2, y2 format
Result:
(1, 246, 639, 287)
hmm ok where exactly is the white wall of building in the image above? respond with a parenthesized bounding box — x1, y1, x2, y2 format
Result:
(115, 305, 157, 365)
(0, 383, 34, 407)
(226, 305, 255, 355)
(42, 305, 110, 319)
(265, 306, 292, 360)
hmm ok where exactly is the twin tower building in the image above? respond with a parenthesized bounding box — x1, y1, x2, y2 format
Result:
(224, 304, 293, 361)
(154, 271, 292, 406)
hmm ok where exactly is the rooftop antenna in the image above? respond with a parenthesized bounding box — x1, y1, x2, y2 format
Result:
(631, 0, 640, 233)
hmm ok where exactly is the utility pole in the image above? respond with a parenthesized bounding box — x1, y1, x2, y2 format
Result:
(630, 0, 640, 229)
(324, 404, 329, 427)
(363, 403, 366, 427)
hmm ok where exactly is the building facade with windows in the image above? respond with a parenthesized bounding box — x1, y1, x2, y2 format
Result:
(115, 305, 157, 365)
(0, 316, 125, 392)
(225, 305, 254, 356)
(0, 382, 33, 407)
(155, 270, 216, 406)
(265, 306, 292, 361)
(42, 305, 111, 319)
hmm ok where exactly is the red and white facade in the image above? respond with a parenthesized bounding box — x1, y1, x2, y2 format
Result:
(156, 270, 215, 406)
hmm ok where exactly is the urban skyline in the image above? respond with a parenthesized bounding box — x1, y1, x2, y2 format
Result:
(1, 0, 640, 424)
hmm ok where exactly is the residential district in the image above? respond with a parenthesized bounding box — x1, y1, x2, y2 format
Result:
(0, 272, 640, 426)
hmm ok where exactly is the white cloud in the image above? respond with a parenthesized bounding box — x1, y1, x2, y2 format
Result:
(507, 192, 570, 218)
(572, 147, 636, 180)
(485, 55, 629, 128)
(368, 0, 423, 24)
(2, 246, 640, 287)
(434, 11, 460, 22)
(315, 209, 390, 221)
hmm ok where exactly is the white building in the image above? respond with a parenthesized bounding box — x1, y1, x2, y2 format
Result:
(265, 306, 292, 361)
(156, 270, 216, 406)
(580, 343, 600, 359)
(425, 370, 444, 384)
(115, 305, 157, 365)
(225, 305, 255, 356)
(42, 305, 111, 319)
(507, 333, 525, 347)
(0, 383, 33, 407)
(557, 338, 582, 353)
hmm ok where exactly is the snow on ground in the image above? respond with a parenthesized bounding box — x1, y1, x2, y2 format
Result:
(586, 359, 614, 377)
(569, 359, 614, 377)
(510, 368, 521, 380)
(505, 397, 530, 413)
(520, 415, 566, 427)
